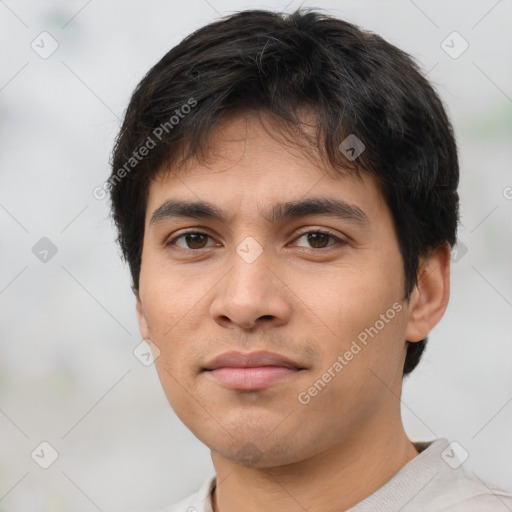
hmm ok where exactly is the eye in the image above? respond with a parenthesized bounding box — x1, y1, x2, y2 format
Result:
(165, 228, 347, 252)
(292, 229, 346, 250)
(166, 231, 216, 250)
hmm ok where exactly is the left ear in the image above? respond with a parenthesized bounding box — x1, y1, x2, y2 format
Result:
(405, 242, 451, 343)
(136, 294, 150, 341)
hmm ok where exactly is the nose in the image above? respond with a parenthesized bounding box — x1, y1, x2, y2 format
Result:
(210, 248, 292, 331)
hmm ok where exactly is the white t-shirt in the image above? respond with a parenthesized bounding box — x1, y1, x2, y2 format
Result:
(155, 438, 512, 512)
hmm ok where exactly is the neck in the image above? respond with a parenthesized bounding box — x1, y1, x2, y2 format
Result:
(210, 418, 418, 512)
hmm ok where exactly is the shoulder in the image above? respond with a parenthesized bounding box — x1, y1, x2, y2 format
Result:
(144, 474, 216, 512)
(427, 470, 512, 511)
(407, 441, 512, 511)
(349, 438, 512, 512)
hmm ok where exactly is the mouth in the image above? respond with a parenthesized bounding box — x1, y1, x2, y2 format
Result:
(202, 350, 306, 390)
(204, 366, 304, 390)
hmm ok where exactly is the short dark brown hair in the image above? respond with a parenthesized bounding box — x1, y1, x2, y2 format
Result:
(108, 8, 459, 375)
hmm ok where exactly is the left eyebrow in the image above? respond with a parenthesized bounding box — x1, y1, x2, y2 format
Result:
(149, 197, 369, 227)
(261, 197, 369, 226)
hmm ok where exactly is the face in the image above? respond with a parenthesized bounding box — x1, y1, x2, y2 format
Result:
(136, 113, 438, 467)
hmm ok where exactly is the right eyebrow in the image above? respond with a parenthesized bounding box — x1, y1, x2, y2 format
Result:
(149, 200, 229, 225)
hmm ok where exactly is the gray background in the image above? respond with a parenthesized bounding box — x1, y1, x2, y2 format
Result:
(1, 0, 511, 510)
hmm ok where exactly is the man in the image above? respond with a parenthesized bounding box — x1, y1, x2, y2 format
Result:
(108, 8, 512, 512)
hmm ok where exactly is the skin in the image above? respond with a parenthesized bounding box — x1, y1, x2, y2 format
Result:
(136, 112, 451, 512)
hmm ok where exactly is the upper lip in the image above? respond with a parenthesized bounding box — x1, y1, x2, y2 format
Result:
(203, 350, 304, 371)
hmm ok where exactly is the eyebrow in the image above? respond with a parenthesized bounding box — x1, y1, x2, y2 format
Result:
(149, 197, 369, 227)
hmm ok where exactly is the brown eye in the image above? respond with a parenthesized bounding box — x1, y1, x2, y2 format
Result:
(306, 232, 331, 249)
(184, 233, 209, 249)
(167, 231, 214, 250)
(294, 230, 344, 250)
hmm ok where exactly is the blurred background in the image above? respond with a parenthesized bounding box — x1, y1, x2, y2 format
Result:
(0, 0, 511, 510)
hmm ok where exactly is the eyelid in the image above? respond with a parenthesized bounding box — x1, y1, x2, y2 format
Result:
(292, 226, 345, 240)
(164, 228, 218, 248)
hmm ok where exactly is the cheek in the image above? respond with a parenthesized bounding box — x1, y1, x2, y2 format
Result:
(153, 362, 197, 431)
(296, 260, 400, 325)
(139, 259, 212, 337)
(291, 258, 406, 372)
(138, 283, 208, 393)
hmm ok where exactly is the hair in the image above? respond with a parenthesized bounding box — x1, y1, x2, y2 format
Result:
(109, 8, 459, 376)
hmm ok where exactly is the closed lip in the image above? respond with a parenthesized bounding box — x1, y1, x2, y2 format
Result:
(202, 350, 305, 371)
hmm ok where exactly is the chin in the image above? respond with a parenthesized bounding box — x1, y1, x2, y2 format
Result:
(203, 423, 313, 468)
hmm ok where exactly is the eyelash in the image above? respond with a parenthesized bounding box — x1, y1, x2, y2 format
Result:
(165, 228, 347, 253)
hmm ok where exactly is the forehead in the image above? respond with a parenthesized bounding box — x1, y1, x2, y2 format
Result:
(161, 110, 327, 177)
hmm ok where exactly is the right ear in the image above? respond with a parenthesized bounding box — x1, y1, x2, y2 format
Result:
(136, 295, 150, 340)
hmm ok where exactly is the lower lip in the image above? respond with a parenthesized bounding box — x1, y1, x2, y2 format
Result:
(205, 366, 301, 390)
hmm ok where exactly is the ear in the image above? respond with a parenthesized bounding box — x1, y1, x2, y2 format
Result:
(405, 242, 451, 343)
(136, 294, 150, 340)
